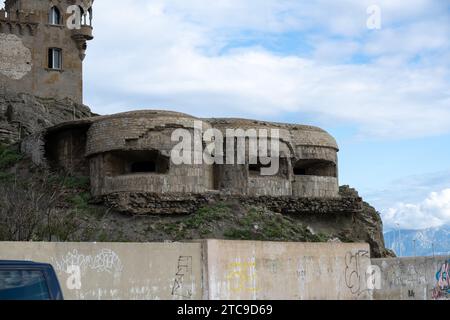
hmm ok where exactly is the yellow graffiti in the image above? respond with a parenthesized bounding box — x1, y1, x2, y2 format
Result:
(225, 261, 259, 293)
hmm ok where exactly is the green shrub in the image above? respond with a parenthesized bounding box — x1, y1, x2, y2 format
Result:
(62, 176, 90, 189)
(0, 172, 14, 182)
(69, 192, 91, 211)
(185, 202, 230, 228)
(0, 144, 22, 169)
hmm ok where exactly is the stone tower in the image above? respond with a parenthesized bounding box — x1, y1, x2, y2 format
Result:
(0, 0, 94, 103)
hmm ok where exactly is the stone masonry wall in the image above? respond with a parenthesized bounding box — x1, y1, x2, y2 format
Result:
(101, 192, 363, 216)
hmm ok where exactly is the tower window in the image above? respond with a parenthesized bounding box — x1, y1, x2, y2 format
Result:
(48, 48, 62, 69)
(49, 7, 61, 25)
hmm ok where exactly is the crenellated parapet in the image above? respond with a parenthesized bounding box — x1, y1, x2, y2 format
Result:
(4, 0, 18, 10)
(0, 8, 38, 35)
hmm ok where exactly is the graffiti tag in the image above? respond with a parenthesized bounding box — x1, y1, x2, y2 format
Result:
(432, 259, 449, 300)
(51, 248, 123, 290)
(345, 250, 373, 296)
(225, 260, 259, 294)
(171, 256, 194, 298)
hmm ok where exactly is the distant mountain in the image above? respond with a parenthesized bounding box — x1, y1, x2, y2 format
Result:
(384, 225, 450, 257)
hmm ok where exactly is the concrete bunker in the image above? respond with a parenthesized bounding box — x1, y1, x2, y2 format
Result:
(206, 119, 294, 196)
(84, 111, 214, 196)
(29, 111, 342, 210)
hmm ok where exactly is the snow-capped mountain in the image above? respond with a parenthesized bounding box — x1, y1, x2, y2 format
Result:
(384, 225, 450, 257)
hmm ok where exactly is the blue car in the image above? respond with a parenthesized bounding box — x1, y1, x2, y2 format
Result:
(0, 261, 64, 300)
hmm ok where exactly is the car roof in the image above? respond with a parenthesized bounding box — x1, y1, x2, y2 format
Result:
(0, 260, 52, 268)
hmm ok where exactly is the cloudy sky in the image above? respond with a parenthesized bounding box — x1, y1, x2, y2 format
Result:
(78, 0, 450, 231)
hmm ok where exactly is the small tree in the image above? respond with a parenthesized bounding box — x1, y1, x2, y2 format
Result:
(0, 171, 79, 241)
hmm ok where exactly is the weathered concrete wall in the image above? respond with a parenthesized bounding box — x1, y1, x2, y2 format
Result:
(292, 176, 339, 198)
(99, 167, 211, 195)
(372, 256, 450, 300)
(0, 240, 375, 300)
(295, 146, 337, 164)
(85, 111, 214, 197)
(2, 241, 447, 300)
(203, 240, 373, 300)
(85, 111, 206, 156)
(247, 176, 292, 196)
(0, 242, 203, 300)
(208, 118, 339, 198)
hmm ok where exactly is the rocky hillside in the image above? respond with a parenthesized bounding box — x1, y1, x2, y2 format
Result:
(0, 92, 92, 145)
(339, 186, 395, 258)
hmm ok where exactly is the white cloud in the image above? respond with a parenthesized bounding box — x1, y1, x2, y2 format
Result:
(84, 0, 450, 139)
(382, 188, 450, 230)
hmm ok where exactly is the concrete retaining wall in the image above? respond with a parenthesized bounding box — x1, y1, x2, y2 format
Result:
(203, 240, 372, 300)
(372, 256, 450, 300)
(0, 242, 203, 300)
(0, 240, 374, 300)
(5, 241, 446, 300)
